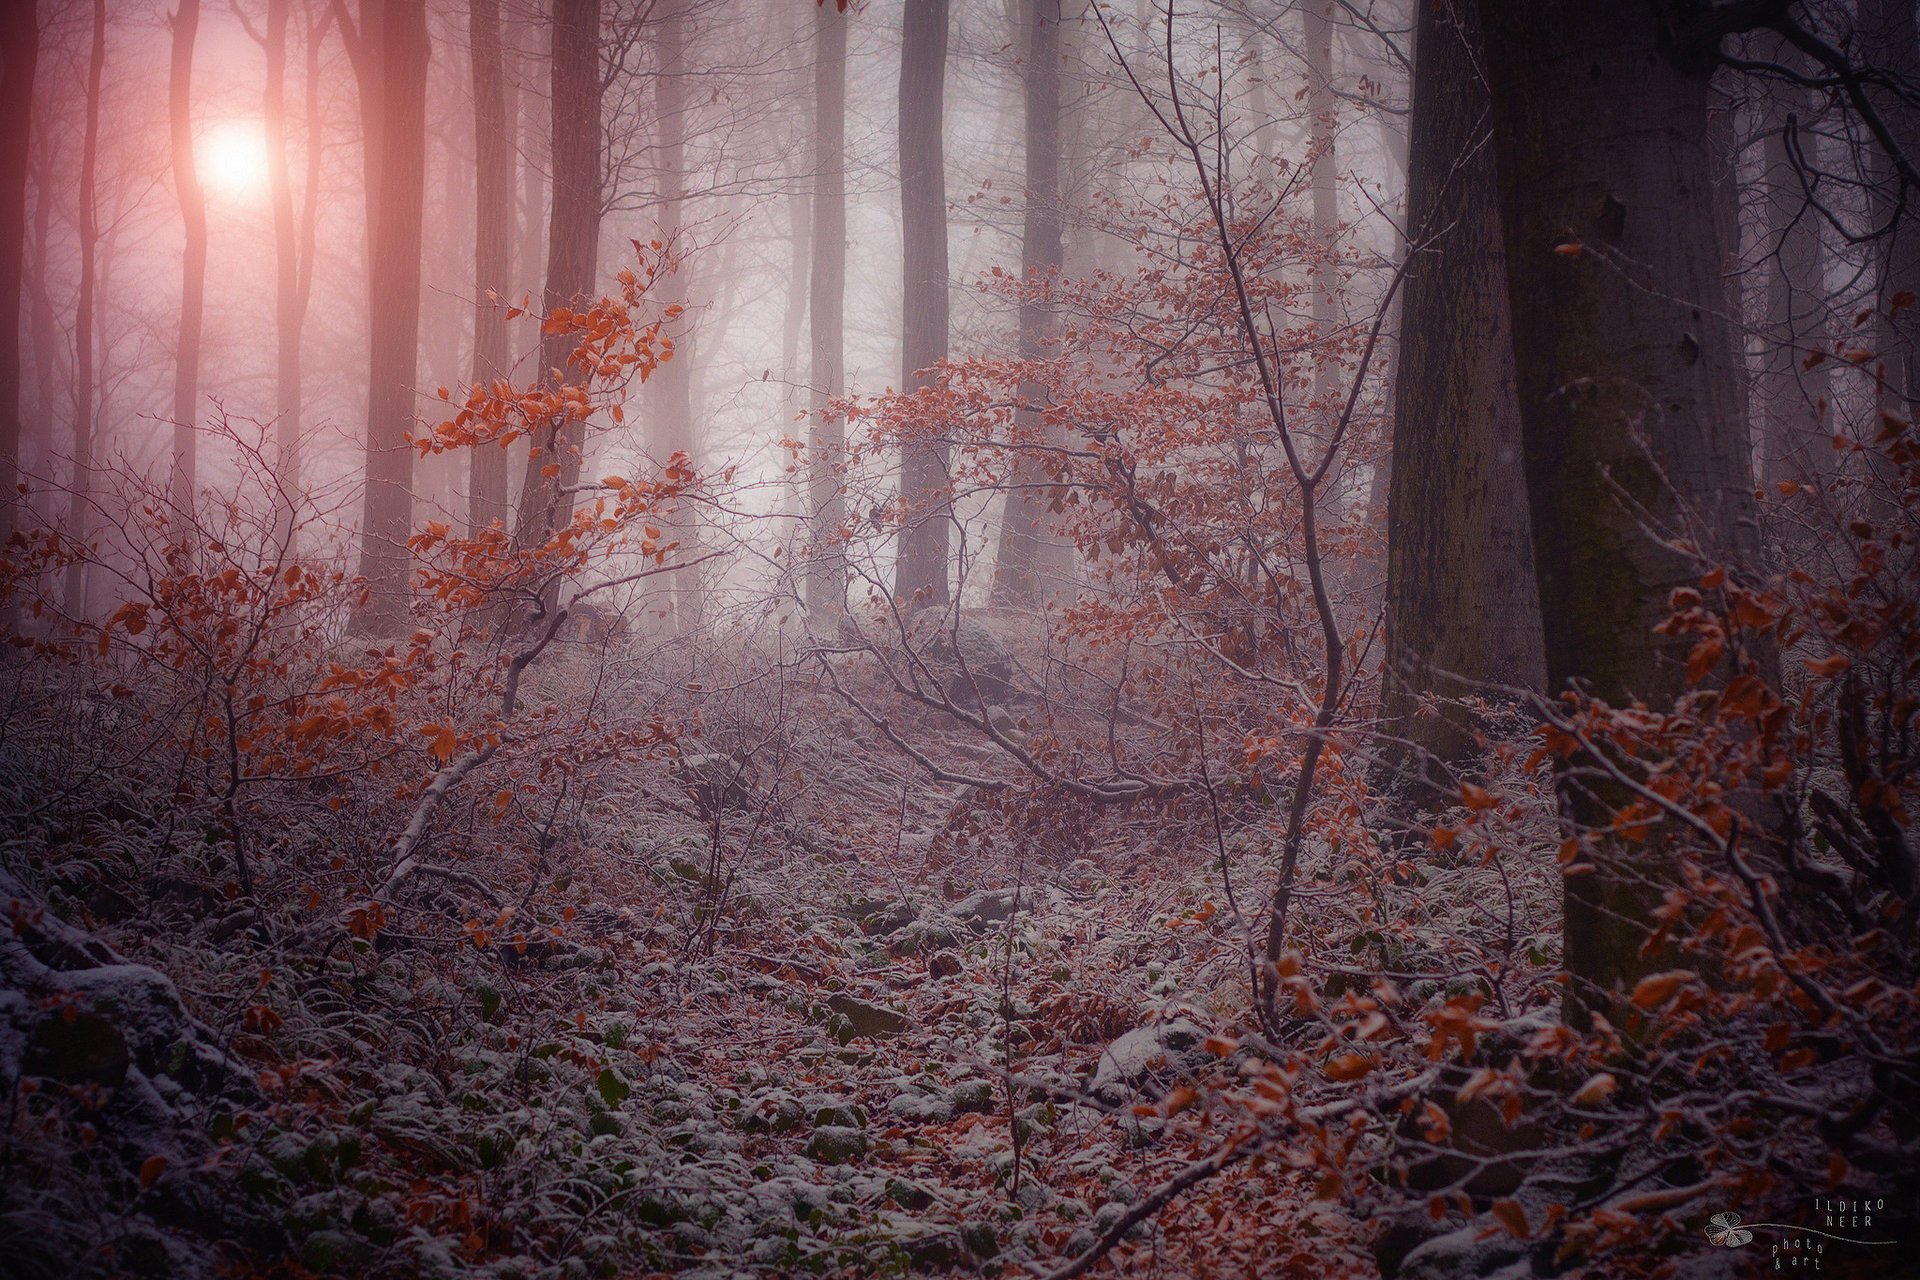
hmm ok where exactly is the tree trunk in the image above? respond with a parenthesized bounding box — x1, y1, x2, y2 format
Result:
(64, 0, 105, 617)
(511, 0, 599, 555)
(169, 0, 207, 510)
(1478, 0, 1766, 1024)
(1860, 0, 1920, 412)
(266, 0, 321, 539)
(26, 142, 57, 479)
(894, 0, 952, 608)
(0, 0, 34, 546)
(991, 0, 1068, 610)
(468, 0, 512, 535)
(652, 0, 700, 632)
(806, 0, 848, 616)
(1755, 79, 1833, 487)
(350, 0, 430, 635)
(1379, 0, 1543, 798)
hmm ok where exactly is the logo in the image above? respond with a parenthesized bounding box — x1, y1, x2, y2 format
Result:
(1706, 1211, 1753, 1247)
(1702, 1201, 1898, 1270)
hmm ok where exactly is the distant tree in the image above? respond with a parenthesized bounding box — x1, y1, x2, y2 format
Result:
(0, 0, 34, 547)
(990, 0, 1067, 610)
(64, 0, 105, 616)
(262, 0, 329, 538)
(1478, 0, 1768, 1024)
(652, 0, 700, 632)
(512, 0, 600, 556)
(468, 0, 513, 535)
(894, 0, 952, 607)
(345, 0, 431, 634)
(168, 0, 208, 509)
(1859, 0, 1920, 410)
(806, 0, 848, 616)
(1379, 0, 1542, 798)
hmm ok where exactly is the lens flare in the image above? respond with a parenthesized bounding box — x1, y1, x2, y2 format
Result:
(199, 120, 270, 201)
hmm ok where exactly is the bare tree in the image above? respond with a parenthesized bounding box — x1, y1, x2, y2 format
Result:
(806, 0, 849, 616)
(468, 0, 513, 535)
(346, 0, 432, 634)
(168, 0, 208, 508)
(0, 0, 34, 546)
(894, 0, 952, 607)
(64, 0, 106, 615)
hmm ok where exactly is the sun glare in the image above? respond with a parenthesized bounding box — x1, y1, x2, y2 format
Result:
(199, 120, 271, 202)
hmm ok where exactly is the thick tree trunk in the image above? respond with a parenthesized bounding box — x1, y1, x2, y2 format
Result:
(0, 0, 34, 546)
(1379, 0, 1543, 798)
(26, 144, 57, 477)
(1478, 0, 1766, 1024)
(806, 0, 848, 616)
(512, 0, 599, 554)
(468, 0, 512, 535)
(169, 0, 207, 510)
(350, 0, 430, 635)
(894, 0, 952, 608)
(991, 0, 1068, 610)
(64, 0, 105, 617)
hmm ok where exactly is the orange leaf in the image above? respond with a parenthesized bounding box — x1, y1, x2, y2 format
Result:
(1491, 1198, 1529, 1238)
(1324, 1052, 1373, 1082)
(1630, 970, 1688, 1010)
(1459, 783, 1495, 811)
(1572, 1073, 1617, 1106)
(1804, 654, 1851, 678)
(139, 1154, 169, 1190)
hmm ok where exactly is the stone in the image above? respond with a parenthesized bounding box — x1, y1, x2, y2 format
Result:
(806, 1125, 868, 1165)
(826, 994, 907, 1038)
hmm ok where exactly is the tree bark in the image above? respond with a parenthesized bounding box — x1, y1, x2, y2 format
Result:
(168, 0, 207, 510)
(511, 0, 599, 555)
(806, 0, 848, 616)
(991, 0, 1068, 610)
(64, 0, 105, 617)
(1478, 0, 1766, 1024)
(1379, 0, 1543, 798)
(652, 0, 700, 632)
(1859, 0, 1920, 412)
(0, 0, 35, 546)
(350, 0, 430, 634)
(894, 0, 952, 608)
(266, 0, 323, 538)
(1755, 77, 1833, 487)
(468, 0, 512, 535)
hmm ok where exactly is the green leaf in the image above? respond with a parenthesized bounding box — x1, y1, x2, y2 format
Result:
(597, 1067, 631, 1110)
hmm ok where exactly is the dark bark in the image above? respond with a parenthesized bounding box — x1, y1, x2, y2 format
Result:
(350, 0, 430, 634)
(169, 0, 207, 509)
(1478, 0, 1767, 1023)
(991, 0, 1068, 609)
(806, 0, 848, 615)
(468, 0, 512, 535)
(0, 0, 34, 545)
(893, 0, 952, 607)
(512, 0, 600, 553)
(1379, 0, 1543, 797)
(64, 0, 105, 616)
(1859, 0, 1920, 410)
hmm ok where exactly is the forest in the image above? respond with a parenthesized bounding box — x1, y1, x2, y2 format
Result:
(0, 0, 1916, 1275)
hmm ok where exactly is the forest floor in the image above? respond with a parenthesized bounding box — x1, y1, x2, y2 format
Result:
(0, 647, 1425, 1279)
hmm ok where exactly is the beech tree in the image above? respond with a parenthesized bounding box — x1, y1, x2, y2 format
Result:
(806, 0, 848, 615)
(1478, 0, 1768, 1021)
(347, 0, 432, 634)
(893, 0, 952, 607)
(0, 0, 33, 546)
(1380, 0, 1542, 797)
(168, 0, 208, 509)
(512, 0, 601, 556)
(62, 0, 105, 616)
(468, 0, 513, 535)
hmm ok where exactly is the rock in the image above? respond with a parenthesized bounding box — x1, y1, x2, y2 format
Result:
(887, 1091, 952, 1123)
(926, 952, 963, 979)
(826, 994, 908, 1038)
(806, 1125, 869, 1165)
(947, 1079, 996, 1117)
(949, 887, 1026, 930)
(1088, 1018, 1209, 1105)
(811, 1100, 866, 1129)
(25, 1009, 129, 1086)
(739, 1092, 808, 1135)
